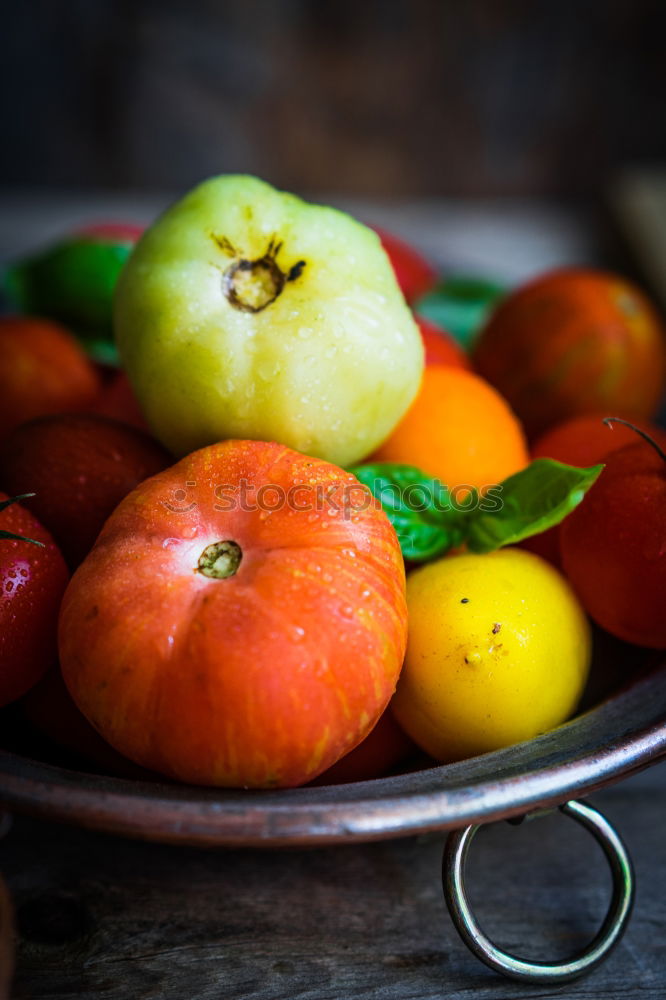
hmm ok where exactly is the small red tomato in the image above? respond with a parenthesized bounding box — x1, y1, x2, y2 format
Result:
(560, 437, 666, 648)
(0, 494, 69, 707)
(0, 414, 171, 567)
(373, 227, 437, 303)
(417, 315, 470, 369)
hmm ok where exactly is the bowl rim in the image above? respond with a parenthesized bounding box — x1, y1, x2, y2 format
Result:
(1, 660, 665, 848)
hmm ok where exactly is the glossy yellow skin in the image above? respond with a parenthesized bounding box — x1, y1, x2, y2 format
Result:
(392, 548, 591, 761)
(114, 175, 423, 464)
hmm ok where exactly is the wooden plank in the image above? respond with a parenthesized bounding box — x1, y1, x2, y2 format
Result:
(3, 764, 666, 999)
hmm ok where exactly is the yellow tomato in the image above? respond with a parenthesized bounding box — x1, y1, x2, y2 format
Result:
(392, 548, 591, 761)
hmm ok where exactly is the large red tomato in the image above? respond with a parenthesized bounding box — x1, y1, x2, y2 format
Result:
(0, 494, 69, 706)
(59, 440, 408, 788)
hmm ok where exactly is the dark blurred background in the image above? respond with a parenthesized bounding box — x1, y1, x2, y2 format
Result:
(2, 0, 665, 198)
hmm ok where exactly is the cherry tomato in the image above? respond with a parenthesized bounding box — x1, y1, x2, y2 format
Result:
(0, 494, 69, 707)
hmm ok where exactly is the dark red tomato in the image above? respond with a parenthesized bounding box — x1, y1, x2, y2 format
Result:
(373, 227, 437, 303)
(308, 707, 418, 785)
(92, 370, 150, 431)
(0, 494, 69, 707)
(560, 440, 666, 648)
(0, 414, 171, 567)
(21, 666, 156, 779)
(522, 415, 666, 569)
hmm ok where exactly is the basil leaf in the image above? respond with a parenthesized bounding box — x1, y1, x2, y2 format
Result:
(466, 459, 603, 554)
(349, 463, 466, 561)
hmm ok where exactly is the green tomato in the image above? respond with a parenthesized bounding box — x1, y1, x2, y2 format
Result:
(114, 175, 424, 464)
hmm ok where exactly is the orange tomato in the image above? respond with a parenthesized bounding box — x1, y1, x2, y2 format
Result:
(473, 269, 666, 440)
(59, 440, 408, 788)
(373, 365, 528, 493)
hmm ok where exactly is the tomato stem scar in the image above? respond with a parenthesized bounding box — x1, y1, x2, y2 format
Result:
(197, 540, 243, 579)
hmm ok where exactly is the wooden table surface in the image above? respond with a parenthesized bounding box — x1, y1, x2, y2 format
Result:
(2, 760, 665, 1000)
(1, 193, 665, 999)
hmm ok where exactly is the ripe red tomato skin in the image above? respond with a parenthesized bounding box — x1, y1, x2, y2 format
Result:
(522, 415, 666, 568)
(373, 227, 437, 304)
(0, 414, 171, 567)
(560, 442, 666, 648)
(0, 495, 69, 707)
(59, 440, 408, 789)
(92, 371, 150, 431)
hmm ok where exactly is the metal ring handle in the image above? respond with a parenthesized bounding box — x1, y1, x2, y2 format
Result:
(442, 799, 635, 984)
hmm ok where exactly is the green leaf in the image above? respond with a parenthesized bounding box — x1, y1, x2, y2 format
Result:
(465, 459, 604, 554)
(349, 463, 466, 561)
(415, 275, 505, 349)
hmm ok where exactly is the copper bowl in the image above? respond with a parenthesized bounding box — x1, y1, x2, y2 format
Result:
(1, 656, 665, 848)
